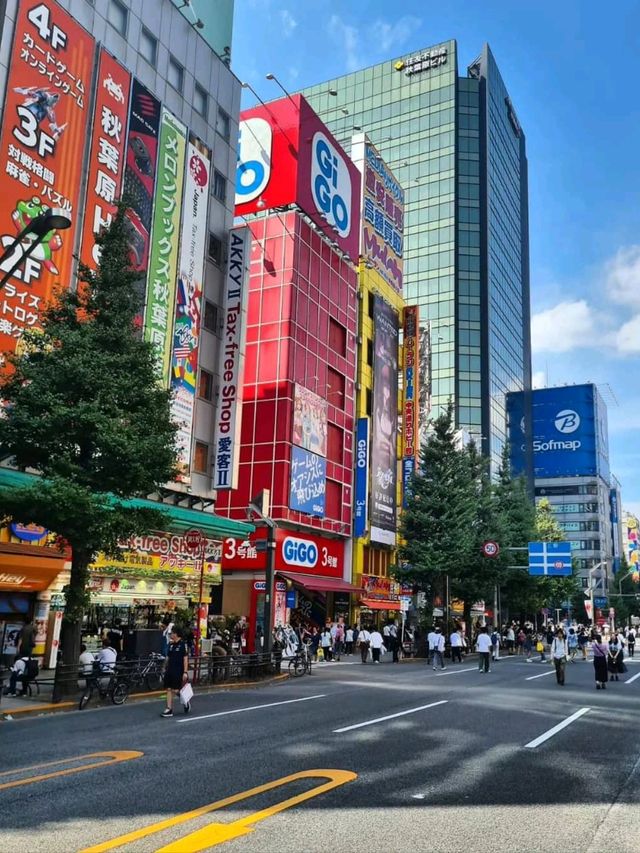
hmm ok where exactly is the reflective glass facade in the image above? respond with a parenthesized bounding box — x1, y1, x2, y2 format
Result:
(301, 41, 531, 475)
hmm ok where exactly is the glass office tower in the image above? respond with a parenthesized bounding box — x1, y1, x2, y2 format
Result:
(301, 42, 531, 475)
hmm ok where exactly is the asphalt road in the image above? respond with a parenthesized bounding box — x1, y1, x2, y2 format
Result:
(1, 653, 639, 852)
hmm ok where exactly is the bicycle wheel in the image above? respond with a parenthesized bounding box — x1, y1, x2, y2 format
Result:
(145, 669, 162, 691)
(111, 680, 129, 705)
(79, 683, 93, 710)
(288, 658, 305, 677)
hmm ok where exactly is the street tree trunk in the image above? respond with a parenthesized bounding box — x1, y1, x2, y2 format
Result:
(53, 548, 90, 699)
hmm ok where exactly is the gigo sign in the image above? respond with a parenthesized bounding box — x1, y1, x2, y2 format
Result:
(282, 536, 318, 569)
(235, 117, 272, 205)
(311, 132, 352, 238)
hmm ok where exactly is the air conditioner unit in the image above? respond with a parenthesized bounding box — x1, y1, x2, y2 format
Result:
(356, 382, 362, 390)
(357, 335, 363, 345)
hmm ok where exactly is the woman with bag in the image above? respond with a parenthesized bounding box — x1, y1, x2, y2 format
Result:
(551, 628, 568, 686)
(161, 626, 191, 717)
(592, 633, 609, 690)
(607, 635, 625, 682)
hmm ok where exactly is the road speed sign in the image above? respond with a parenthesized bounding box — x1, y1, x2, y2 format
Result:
(482, 540, 500, 558)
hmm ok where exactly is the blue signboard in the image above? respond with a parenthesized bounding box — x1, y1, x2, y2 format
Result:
(289, 446, 326, 517)
(593, 596, 608, 609)
(402, 458, 414, 508)
(354, 417, 369, 538)
(528, 541, 572, 576)
(510, 384, 609, 481)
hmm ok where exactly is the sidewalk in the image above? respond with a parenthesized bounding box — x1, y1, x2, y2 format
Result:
(0, 668, 62, 716)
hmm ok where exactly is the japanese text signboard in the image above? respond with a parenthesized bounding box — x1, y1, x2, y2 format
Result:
(0, 0, 95, 362)
(213, 227, 250, 490)
(144, 107, 187, 384)
(170, 134, 211, 481)
(122, 78, 161, 319)
(402, 305, 419, 506)
(354, 417, 370, 538)
(289, 445, 326, 517)
(79, 48, 131, 271)
(352, 135, 404, 293)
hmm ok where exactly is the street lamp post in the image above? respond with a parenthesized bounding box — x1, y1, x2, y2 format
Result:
(246, 489, 276, 654)
(0, 208, 71, 289)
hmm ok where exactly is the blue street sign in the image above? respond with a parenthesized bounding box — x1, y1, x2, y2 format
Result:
(528, 541, 572, 576)
(593, 596, 608, 609)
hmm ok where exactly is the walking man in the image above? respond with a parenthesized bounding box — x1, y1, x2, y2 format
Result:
(551, 628, 568, 686)
(370, 627, 384, 664)
(358, 626, 371, 663)
(161, 626, 190, 717)
(450, 626, 463, 663)
(432, 627, 446, 670)
(427, 626, 436, 666)
(476, 626, 492, 673)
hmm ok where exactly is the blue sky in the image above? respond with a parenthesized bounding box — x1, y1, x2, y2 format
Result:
(232, 0, 640, 514)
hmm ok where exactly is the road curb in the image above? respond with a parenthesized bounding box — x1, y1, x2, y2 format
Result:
(0, 673, 289, 720)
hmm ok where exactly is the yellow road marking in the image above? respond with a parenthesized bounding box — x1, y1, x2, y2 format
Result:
(82, 769, 357, 853)
(0, 751, 143, 791)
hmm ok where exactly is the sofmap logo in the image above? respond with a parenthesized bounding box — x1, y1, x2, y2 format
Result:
(282, 536, 318, 568)
(235, 117, 272, 205)
(311, 131, 352, 238)
(554, 409, 580, 434)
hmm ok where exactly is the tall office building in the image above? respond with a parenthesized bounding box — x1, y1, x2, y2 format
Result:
(301, 42, 531, 473)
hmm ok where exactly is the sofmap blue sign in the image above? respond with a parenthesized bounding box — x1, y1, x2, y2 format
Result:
(509, 385, 609, 480)
(289, 446, 326, 517)
(354, 417, 369, 538)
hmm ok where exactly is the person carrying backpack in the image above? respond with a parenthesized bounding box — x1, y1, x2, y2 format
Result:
(490, 629, 500, 661)
(5, 656, 38, 696)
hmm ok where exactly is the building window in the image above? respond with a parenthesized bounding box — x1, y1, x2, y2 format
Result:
(213, 169, 227, 202)
(168, 55, 184, 93)
(203, 300, 219, 333)
(366, 339, 373, 366)
(208, 233, 222, 266)
(139, 27, 158, 67)
(329, 319, 346, 357)
(368, 292, 375, 318)
(198, 369, 214, 401)
(216, 107, 230, 140)
(193, 441, 209, 474)
(327, 367, 345, 409)
(366, 388, 372, 415)
(194, 83, 208, 118)
(108, 0, 128, 36)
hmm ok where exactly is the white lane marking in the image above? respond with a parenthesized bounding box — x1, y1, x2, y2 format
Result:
(525, 669, 556, 681)
(178, 694, 327, 723)
(625, 671, 640, 684)
(333, 700, 448, 733)
(524, 707, 591, 749)
(435, 667, 478, 676)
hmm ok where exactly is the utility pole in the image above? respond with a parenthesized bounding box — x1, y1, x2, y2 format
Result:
(247, 489, 275, 654)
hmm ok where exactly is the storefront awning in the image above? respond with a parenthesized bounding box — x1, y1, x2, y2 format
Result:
(360, 598, 401, 611)
(278, 572, 360, 593)
(0, 545, 66, 592)
(0, 467, 254, 540)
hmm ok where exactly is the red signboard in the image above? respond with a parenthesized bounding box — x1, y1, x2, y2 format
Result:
(235, 95, 361, 262)
(79, 48, 131, 271)
(222, 528, 345, 578)
(0, 0, 95, 363)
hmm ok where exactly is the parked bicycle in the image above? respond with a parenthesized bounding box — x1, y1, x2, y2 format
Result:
(78, 665, 129, 710)
(121, 653, 165, 692)
(288, 645, 312, 677)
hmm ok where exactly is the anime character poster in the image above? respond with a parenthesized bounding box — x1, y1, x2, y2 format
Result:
(292, 384, 328, 457)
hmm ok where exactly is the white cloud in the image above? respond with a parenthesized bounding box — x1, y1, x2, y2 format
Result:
(279, 9, 297, 38)
(613, 314, 640, 353)
(531, 299, 597, 353)
(531, 370, 546, 388)
(605, 245, 640, 305)
(288, 66, 300, 81)
(369, 16, 422, 53)
(327, 14, 361, 72)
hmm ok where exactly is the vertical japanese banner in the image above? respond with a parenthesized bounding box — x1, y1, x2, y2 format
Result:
(122, 78, 161, 323)
(144, 107, 187, 384)
(370, 296, 399, 545)
(170, 135, 211, 482)
(0, 0, 95, 363)
(79, 48, 131, 271)
(213, 227, 250, 490)
(402, 305, 419, 507)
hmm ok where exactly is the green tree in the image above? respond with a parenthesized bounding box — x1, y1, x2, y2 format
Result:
(0, 205, 178, 669)
(396, 404, 477, 616)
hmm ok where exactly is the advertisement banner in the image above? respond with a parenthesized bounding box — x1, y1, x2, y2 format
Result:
(292, 384, 328, 457)
(122, 78, 161, 303)
(144, 107, 187, 383)
(371, 296, 399, 545)
(222, 528, 344, 578)
(361, 574, 412, 601)
(354, 417, 369, 538)
(402, 305, 419, 506)
(79, 48, 131, 271)
(91, 531, 222, 575)
(170, 135, 211, 481)
(352, 136, 404, 293)
(235, 95, 361, 261)
(213, 227, 251, 490)
(0, 0, 95, 362)
(289, 445, 326, 517)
